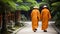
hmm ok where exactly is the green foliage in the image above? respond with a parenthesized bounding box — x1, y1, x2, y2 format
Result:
(26, 0, 36, 3)
(1, 0, 16, 10)
(51, 2, 60, 7)
(25, 0, 38, 6)
(17, 0, 23, 2)
(39, 2, 50, 9)
(51, 2, 60, 18)
(42, 0, 49, 3)
(8, 1, 16, 10)
(17, 5, 30, 11)
(56, 12, 60, 20)
(55, 20, 60, 26)
(55, 13, 60, 26)
(51, 1, 60, 26)
(16, 0, 38, 11)
(39, 2, 47, 6)
(21, 14, 27, 21)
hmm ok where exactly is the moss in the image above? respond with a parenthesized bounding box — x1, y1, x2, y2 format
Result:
(14, 25, 20, 30)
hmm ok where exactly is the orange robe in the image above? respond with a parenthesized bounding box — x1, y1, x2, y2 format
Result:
(31, 9, 40, 31)
(41, 8, 51, 30)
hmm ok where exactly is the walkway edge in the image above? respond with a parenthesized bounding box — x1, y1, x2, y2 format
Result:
(12, 26, 26, 34)
(51, 23, 60, 34)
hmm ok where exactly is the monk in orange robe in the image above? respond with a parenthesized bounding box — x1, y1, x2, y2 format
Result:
(41, 5, 51, 32)
(31, 6, 40, 32)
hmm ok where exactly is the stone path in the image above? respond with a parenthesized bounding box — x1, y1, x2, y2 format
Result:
(16, 21, 57, 34)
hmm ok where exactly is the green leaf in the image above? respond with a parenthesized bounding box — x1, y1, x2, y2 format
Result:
(51, 2, 60, 7)
(8, 1, 16, 10)
(17, 0, 23, 2)
(17, 5, 30, 11)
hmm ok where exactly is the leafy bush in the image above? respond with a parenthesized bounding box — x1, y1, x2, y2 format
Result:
(51, 2, 60, 26)
(21, 14, 27, 21)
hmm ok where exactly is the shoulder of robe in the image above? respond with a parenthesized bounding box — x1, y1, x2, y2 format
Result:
(37, 10, 40, 13)
(41, 9, 45, 12)
(41, 9, 49, 13)
(43, 9, 49, 12)
(46, 9, 50, 12)
(32, 9, 35, 12)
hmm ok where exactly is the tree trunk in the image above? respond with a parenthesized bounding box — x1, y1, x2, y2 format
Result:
(11, 12, 15, 22)
(1, 9, 7, 34)
(15, 10, 20, 26)
(1, 3, 7, 34)
(0, 14, 2, 29)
